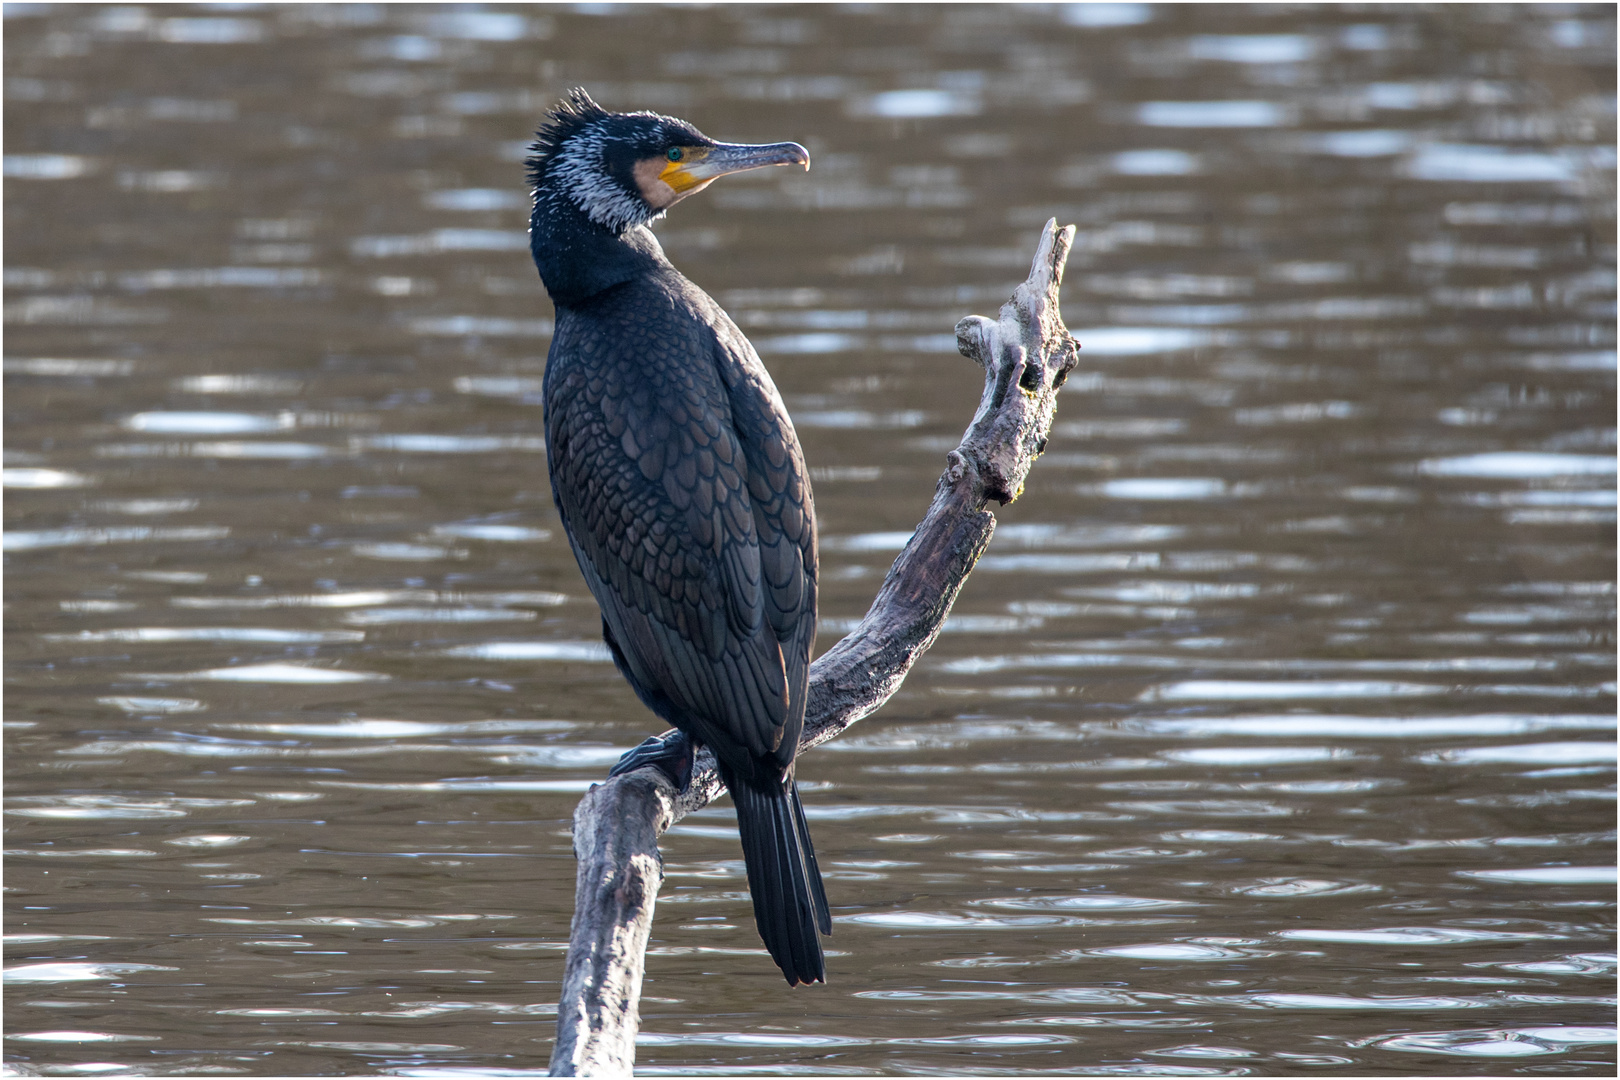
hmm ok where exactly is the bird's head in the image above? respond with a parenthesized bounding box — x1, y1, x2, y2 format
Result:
(527, 88, 810, 234)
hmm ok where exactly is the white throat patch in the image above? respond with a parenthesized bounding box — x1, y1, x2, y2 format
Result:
(550, 125, 659, 234)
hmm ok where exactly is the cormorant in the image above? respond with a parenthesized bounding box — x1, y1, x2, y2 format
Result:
(526, 89, 828, 986)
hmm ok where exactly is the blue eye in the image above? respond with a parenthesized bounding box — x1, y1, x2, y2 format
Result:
(666, 147, 683, 162)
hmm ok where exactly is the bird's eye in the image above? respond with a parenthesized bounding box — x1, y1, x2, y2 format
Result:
(666, 147, 684, 163)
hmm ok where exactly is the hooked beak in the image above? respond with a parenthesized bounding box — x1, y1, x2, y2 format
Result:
(660, 141, 810, 194)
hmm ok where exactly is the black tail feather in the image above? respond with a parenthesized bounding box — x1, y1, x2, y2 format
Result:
(790, 781, 832, 935)
(720, 761, 828, 986)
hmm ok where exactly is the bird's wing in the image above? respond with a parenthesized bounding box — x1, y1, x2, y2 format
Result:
(545, 308, 791, 763)
(709, 320, 818, 766)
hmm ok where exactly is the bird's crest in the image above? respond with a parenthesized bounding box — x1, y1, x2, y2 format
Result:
(526, 87, 610, 189)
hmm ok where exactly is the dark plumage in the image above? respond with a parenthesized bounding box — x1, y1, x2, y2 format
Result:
(527, 89, 828, 985)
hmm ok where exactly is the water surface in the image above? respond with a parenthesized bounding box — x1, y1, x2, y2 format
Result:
(5, 4, 1616, 1076)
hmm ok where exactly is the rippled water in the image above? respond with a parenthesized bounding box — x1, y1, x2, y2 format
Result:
(5, 4, 1616, 1077)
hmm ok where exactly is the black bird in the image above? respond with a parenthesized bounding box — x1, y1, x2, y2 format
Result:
(526, 89, 828, 985)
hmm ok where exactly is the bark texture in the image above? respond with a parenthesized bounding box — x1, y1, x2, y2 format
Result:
(548, 219, 1079, 1076)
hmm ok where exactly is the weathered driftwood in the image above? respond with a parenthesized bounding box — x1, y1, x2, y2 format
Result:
(549, 218, 1079, 1076)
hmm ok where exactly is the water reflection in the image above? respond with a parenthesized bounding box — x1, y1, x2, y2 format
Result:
(130, 662, 390, 683)
(4, 525, 231, 551)
(1368, 1025, 1618, 1059)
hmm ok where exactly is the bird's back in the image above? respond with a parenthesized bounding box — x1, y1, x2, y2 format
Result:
(544, 260, 817, 782)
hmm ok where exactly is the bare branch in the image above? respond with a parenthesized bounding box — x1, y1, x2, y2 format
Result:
(549, 219, 1078, 1076)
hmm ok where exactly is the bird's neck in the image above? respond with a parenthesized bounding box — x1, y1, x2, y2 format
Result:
(529, 189, 669, 308)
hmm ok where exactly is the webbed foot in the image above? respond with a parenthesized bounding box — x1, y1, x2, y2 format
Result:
(608, 729, 694, 792)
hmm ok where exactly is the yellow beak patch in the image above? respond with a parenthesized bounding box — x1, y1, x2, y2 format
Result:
(658, 150, 711, 194)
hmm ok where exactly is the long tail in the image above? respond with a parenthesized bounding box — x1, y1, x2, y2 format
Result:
(719, 761, 831, 986)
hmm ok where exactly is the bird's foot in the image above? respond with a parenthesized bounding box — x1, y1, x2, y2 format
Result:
(608, 729, 694, 792)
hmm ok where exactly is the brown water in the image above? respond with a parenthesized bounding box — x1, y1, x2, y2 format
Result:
(4, 4, 1616, 1076)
